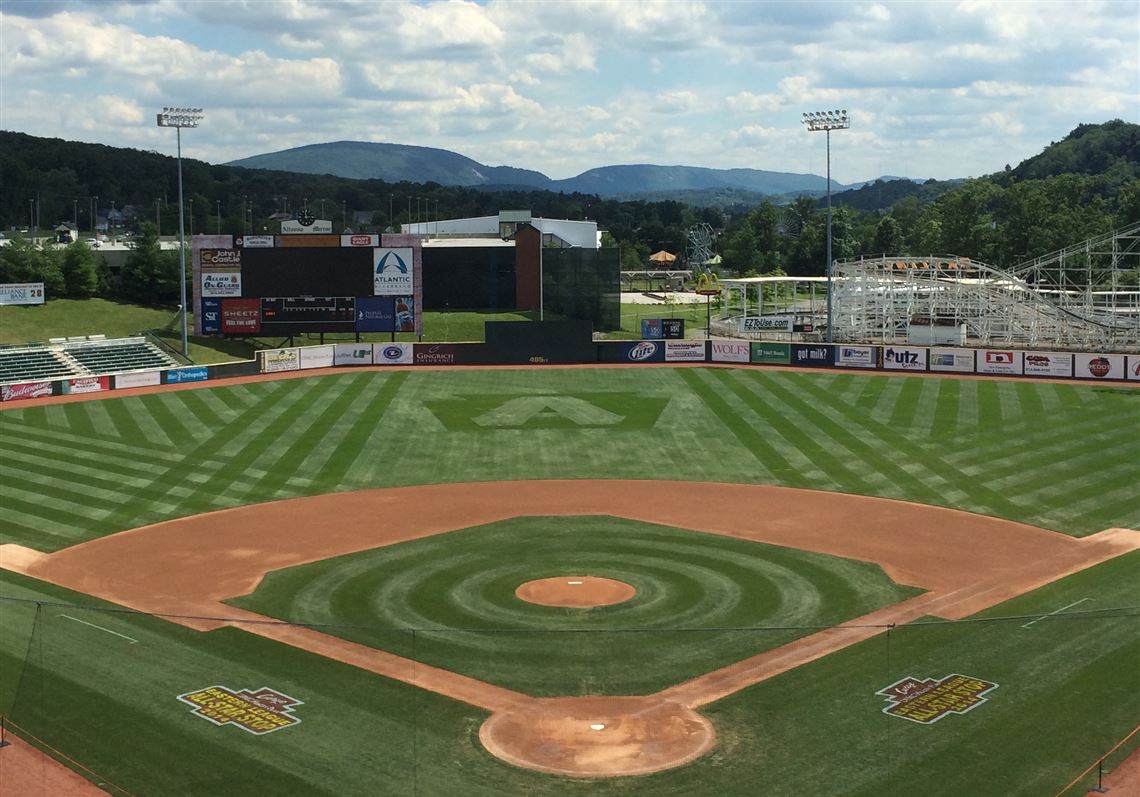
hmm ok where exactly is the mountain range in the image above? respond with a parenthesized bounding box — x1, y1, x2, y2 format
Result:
(225, 141, 882, 200)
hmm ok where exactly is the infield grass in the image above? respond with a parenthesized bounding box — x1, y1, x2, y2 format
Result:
(228, 516, 921, 695)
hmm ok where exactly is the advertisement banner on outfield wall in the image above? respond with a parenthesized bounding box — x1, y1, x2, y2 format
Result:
(711, 340, 750, 363)
(1, 381, 53, 401)
(376, 343, 413, 365)
(299, 346, 335, 370)
(114, 371, 162, 389)
(665, 340, 707, 362)
(1023, 352, 1074, 378)
(976, 349, 1023, 375)
(1074, 353, 1125, 380)
(751, 342, 790, 364)
(413, 343, 487, 365)
(1127, 356, 1140, 381)
(63, 376, 109, 395)
(835, 345, 878, 368)
(790, 344, 835, 367)
(164, 367, 209, 384)
(333, 344, 374, 366)
(262, 349, 300, 373)
(929, 348, 976, 373)
(622, 341, 666, 363)
(883, 346, 927, 371)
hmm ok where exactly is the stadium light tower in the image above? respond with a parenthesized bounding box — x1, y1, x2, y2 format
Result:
(801, 109, 850, 343)
(156, 106, 204, 358)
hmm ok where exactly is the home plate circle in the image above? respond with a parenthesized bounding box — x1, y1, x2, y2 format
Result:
(479, 696, 716, 777)
(515, 576, 636, 608)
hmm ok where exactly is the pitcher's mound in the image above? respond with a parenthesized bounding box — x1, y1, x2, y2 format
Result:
(479, 695, 715, 777)
(515, 576, 636, 608)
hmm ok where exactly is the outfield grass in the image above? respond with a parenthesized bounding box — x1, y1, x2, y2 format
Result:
(229, 516, 921, 695)
(1, 368, 1136, 549)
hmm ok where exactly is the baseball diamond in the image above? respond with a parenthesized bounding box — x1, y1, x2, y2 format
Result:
(0, 365, 1137, 795)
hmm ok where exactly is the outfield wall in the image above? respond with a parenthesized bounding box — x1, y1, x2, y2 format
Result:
(2, 338, 1139, 403)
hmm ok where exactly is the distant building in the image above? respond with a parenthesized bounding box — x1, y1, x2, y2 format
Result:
(403, 209, 600, 249)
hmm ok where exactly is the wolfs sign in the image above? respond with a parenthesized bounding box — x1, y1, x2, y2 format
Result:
(373, 248, 414, 296)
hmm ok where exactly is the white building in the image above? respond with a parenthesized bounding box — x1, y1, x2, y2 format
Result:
(402, 210, 599, 249)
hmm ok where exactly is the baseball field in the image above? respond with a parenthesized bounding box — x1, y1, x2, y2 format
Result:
(0, 365, 1137, 795)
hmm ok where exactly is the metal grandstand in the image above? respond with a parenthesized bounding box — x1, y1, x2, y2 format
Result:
(831, 222, 1140, 352)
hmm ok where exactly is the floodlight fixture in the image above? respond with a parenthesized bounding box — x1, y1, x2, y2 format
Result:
(156, 106, 205, 358)
(801, 108, 851, 343)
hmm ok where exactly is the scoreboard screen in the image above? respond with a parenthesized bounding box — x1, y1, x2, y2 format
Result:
(262, 297, 356, 330)
(196, 240, 419, 336)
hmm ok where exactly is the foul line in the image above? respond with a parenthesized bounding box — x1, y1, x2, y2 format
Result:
(1021, 598, 1091, 629)
(57, 614, 138, 644)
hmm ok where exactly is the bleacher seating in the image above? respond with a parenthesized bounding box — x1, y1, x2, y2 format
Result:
(63, 338, 178, 375)
(0, 347, 80, 384)
(0, 337, 180, 385)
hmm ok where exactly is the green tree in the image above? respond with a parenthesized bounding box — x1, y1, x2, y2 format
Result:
(872, 215, 904, 255)
(119, 222, 180, 304)
(0, 236, 65, 296)
(59, 241, 100, 297)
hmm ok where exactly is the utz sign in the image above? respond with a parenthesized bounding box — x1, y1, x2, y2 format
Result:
(373, 248, 414, 296)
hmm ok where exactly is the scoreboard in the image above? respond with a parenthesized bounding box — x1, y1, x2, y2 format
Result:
(195, 238, 419, 336)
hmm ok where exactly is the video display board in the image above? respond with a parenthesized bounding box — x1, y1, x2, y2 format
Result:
(196, 242, 419, 336)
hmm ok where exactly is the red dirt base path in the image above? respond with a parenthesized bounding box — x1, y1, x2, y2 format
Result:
(1, 481, 1136, 780)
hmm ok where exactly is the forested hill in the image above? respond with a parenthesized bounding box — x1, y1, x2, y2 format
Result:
(1007, 120, 1140, 182)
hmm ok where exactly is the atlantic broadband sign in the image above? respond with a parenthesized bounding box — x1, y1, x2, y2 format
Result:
(373, 248, 414, 296)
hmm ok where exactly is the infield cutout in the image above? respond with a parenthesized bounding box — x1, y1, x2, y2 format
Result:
(514, 576, 636, 608)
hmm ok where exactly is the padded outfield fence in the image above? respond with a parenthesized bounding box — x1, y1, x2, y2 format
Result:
(0, 590, 1136, 797)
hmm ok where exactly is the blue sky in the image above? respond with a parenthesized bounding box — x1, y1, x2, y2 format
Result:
(1, 0, 1136, 183)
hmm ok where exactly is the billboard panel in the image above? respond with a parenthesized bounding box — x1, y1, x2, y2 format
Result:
(661, 319, 685, 339)
(640, 319, 663, 340)
(200, 249, 242, 267)
(711, 340, 750, 363)
(0, 282, 45, 305)
(929, 348, 976, 373)
(261, 297, 356, 334)
(835, 345, 878, 369)
(262, 349, 300, 373)
(665, 340, 706, 362)
(298, 345, 335, 370)
(1023, 352, 1073, 378)
(976, 349, 1023, 376)
(200, 298, 221, 334)
(333, 344, 375, 366)
(114, 371, 161, 389)
(883, 346, 927, 371)
(1128, 356, 1140, 382)
(790, 344, 835, 367)
(63, 376, 109, 395)
(281, 219, 333, 234)
(373, 248, 415, 296)
(201, 270, 242, 297)
(1, 381, 53, 401)
(164, 366, 209, 384)
(412, 343, 486, 365)
(376, 343, 413, 365)
(342, 234, 379, 247)
(221, 298, 261, 334)
(238, 235, 274, 248)
(742, 316, 793, 333)
(1074, 353, 1125, 380)
(751, 342, 790, 364)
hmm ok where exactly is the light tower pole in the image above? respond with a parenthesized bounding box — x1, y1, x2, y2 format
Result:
(801, 109, 850, 343)
(156, 107, 203, 358)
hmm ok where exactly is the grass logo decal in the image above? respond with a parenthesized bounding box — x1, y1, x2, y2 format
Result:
(877, 674, 997, 724)
(178, 686, 303, 734)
